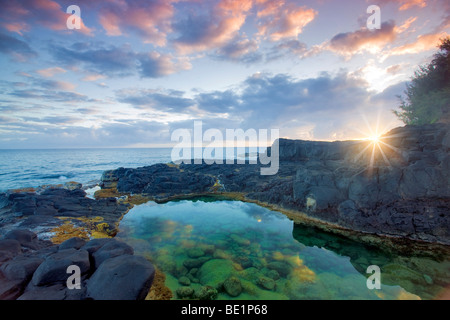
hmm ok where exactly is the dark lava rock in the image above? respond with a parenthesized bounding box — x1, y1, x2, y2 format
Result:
(80, 238, 111, 255)
(4, 229, 37, 244)
(31, 248, 90, 286)
(58, 237, 86, 251)
(92, 239, 134, 268)
(0, 239, 22, 263)
(18, 282, 86, 300)
(1, 256, 43, 281)
(86, 255, 155, 300)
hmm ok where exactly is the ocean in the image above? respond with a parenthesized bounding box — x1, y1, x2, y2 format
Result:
(0, 147, 260, 192)
(0, 148, 173, 192)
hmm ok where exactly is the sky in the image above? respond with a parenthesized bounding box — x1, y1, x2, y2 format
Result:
(0, 0, 449, 148)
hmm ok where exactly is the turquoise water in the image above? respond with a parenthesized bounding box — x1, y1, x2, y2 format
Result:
(117, 198, 450, 300)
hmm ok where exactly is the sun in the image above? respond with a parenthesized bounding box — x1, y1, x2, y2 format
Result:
(351, 112, 403, 175)
(366, 134, 381, 144)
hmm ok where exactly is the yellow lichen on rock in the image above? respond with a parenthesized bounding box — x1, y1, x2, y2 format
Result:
(50, 219, 90, 244)
(145, 267, 173, 300)
(94, 186, 121, 199)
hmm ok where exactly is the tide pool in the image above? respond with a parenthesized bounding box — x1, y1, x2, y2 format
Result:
(117, 197, 450, 300)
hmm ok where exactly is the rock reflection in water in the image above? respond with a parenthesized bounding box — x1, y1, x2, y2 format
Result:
(117, 197, 450, 300)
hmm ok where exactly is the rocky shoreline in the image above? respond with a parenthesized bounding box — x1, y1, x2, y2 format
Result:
(100, 123, 450, 248)
(0, 123, 449, 300)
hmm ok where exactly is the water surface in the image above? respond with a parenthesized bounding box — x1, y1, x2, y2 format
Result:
(117, 198, 450, 300)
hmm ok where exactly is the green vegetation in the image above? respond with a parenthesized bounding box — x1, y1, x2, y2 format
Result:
(394, 37, 450, 125)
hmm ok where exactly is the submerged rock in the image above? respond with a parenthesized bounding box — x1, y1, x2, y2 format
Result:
(178, 276, 191, 286)
(197, 259, 236, 289)
(194, 285, 218, 300)
(223, 276, 242, 297)
(176, 286, 194, 299)
(257, 276, 276, 291)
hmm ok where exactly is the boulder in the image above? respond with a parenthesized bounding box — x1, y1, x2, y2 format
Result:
(59, 237, 86, 251)
(0, 239, 22, 263)
(86, 255, 155, 300)
(91, 239, 134, 268)
(31, 248, 90, 286)
(194, 285, 218, 300)
(80, 238, 111, 255)
(0, 256, 43, 281)
(223, 276, 242, 297)
(176, 286, 194, 299)
(197, 259, 236, 289)
(4, 229, 37, 245)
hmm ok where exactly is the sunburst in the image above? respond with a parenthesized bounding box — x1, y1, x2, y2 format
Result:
(351, 112, 403, 175)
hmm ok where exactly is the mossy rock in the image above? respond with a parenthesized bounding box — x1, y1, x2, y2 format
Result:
(197, 259, 237, 289)
(183, 257, 210, 269)
(194, 286, 218, 300)
(267, 261, 292, 277)
(257, 276, 276, 291)
(176, 286, 194, 299)
(187, 247, 205, 258)
(223, 276, 242, 297)
(178, 276, 191, 286)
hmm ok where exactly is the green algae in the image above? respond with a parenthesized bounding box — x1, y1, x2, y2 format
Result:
(117, 198, 450, 300)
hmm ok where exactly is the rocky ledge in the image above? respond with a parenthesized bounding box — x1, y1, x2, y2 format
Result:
(0, 184, 156, 300)
(0, 229, 155, 300)
(100, 123, 450, 247)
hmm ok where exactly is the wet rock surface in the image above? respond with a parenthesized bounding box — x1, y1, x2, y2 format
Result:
(0, 230, 155, 300)
(102, 123, 450, 245)
(0, 185, 131, 239)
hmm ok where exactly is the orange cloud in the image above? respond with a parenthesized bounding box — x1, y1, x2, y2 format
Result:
(256, 0, 317, 41)
(327, 21, 397, 58)
(173, 0, 253, 54)
(378, 0, 427, 11)
(389, 32, 448, 55)
(98, 0, 175, 46)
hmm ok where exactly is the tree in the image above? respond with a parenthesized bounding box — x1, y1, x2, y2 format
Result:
(394, 37, 450, 125)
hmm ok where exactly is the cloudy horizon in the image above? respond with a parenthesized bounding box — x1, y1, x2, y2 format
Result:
(0, 0, 449, 149)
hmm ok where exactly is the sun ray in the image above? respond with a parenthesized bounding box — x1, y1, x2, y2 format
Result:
(377, 142, 392, 168)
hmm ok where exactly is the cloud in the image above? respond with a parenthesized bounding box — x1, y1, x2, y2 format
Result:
(8, 89, 92, 103)
(0, 32, 37, 61)
(51, 42, 137, 77)
(116, 88, 195, 112)
(36, 67, 67, 77)
(214, 36, 262, 63)
(377, 0, 427, 11)
(255, 0, 317, 41)
(98, 0, 174, 46)
(388, 32, 449, 56)
(51, 41, 190, 78)
(173, 0, 253, 54)
(267, 39, 308, 60)
(327, 20, 397, 58)
(81, 74, 105, 82)
(0, 0, 93, 36)
(195, 90, 240, 113)
(138, 51, 192, 78)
